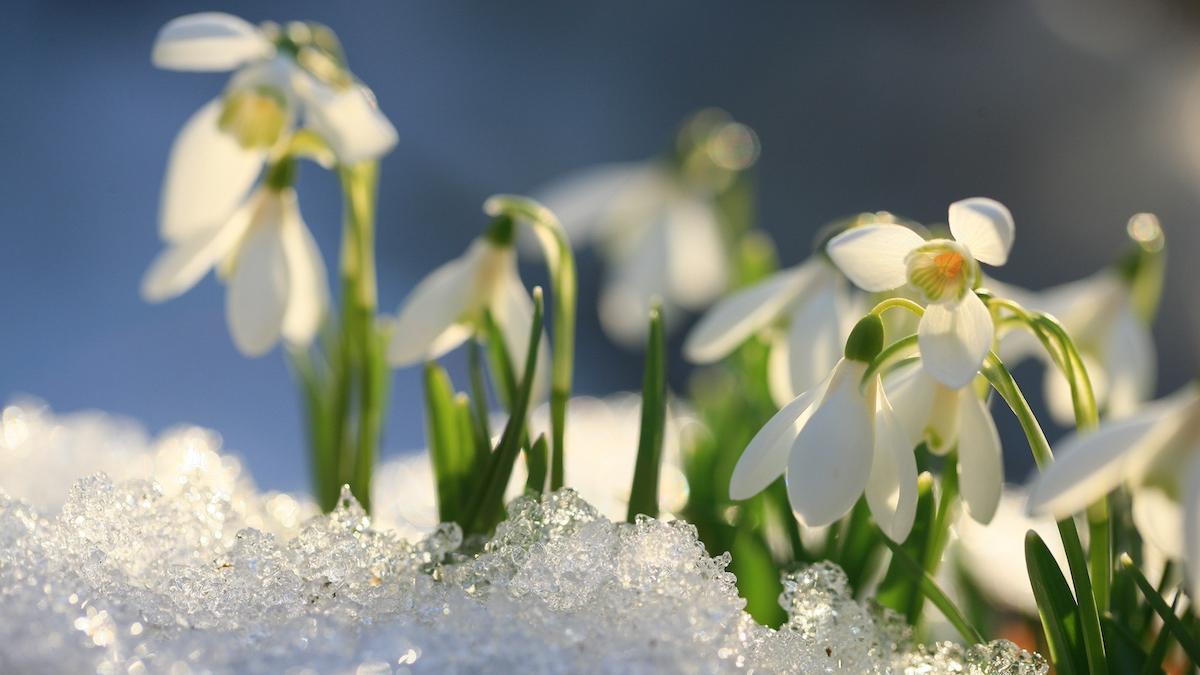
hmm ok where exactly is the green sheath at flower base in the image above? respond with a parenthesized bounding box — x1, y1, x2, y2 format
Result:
(843, 314, 884, 363)
(484, 194, 577, 491)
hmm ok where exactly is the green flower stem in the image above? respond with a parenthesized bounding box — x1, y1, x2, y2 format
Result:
(484, 195, 577, 491)
(924, 457, 959, 576)
(989, 298, 1109, 609)
(336, 160, 388, 513)
(982, 354, 1107, 674)
(880, 535, 984, 644)
(868, 296, 926, 319)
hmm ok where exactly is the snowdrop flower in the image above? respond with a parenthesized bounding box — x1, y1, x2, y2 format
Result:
(387, 217, 548, 392)
(684, 256, 862, 405)
(828, 198, 1015, 389)
(141, 183, 328, 356)
(153, 13, 397, 245)
(536, 109, 757, 346)
(1005, 214, 1163, 424)
(728, 315, 919, 542)
(1026, 384, 1200, 597)
(886, 364, 1003, 523)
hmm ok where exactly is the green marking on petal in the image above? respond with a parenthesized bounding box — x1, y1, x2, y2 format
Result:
(904, 239, 978, 304)
(219, 86, 288, 149)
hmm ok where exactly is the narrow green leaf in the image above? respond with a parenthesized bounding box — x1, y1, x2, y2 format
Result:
(466, 337, 492, 452)
(1122, 554, 1200, 666)
(466, 288, 545, 534)
(1025, 530, 1084, 675)
(1140, 591, 1182, 675)
(1101, 614, 1148, 675)
(482, 310, 518, 410)
(729, 526, 787, 628)
(525, 434, 548, 495)
(627, 304, 666, 522)
(880, 534, 984, 645)
(837, 497, 885, 597)
(423, 363, 470, 524)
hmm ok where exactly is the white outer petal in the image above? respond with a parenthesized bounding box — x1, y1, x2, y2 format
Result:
(684, 263, 815, 363)
(786, 361, 874, 527)
(918, 291, 994, 389)
(948, 197, 1014, 266)
(1102, 307, 1155, 419)
(729, 367, 835, 500)
(141, 195, 257, 301)
(387, 244, 484, 366)
(1132, 487, 1183, 560)
(152, 13, 272, 71)
(225, 218, 289, 357)
(867, 385, 919, 542)
(779, 275, 846, 402)
(303, 82, 398, 164)
(277, 194, 328, 347)
(533, 162, 649, 245)
(1025, 398, 1185, 518)
(826, 224, 925, 292)
(597, 214, 670, 347)
(160, 99, 265, 243)
(884, 363, 937, 446)
(1184, 455, 1200, 601)
(664, 195, 727, 309)
(957, 389, 1003, 524)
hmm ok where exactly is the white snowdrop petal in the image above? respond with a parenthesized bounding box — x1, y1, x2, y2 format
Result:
(1102, 308, 1156, 420)
(883, 363, 936, 447)
(917, 292, 994, 389)
(665, 196, 728, 309)
(684, 264, 814, 363)
(730, 368, 834, 500)
(278, 198, 328, 347)
(226, 221, 290, 357)
(387, 250, 479, 366)
(141, 197, 257, 302)
(1026, 403, 1175, 518)
(957, 389, 1003, 524)
(867, 387, 919, 542)
(1184, 456, 1200, 601)
(787, 362, 874, 528)
(826, 224, 925, 292)
(948, 197, 1014, 266)
(781, 277, 846, 402)
(305, 83, 398, 164)
(1042, 352, 1108, 427)
(534, 162, 649, 244)
(1132, 487, 1183, 560)
(160, 100, 266, 244)
(767, 333, 796, 408)
(152, 12, 272, 71)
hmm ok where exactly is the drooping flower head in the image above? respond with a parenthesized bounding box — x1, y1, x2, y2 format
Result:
(537, 109, 758, 347)
(728, 314, 919, 542)
(142, 14, 398, 356)
(1026, 384, 1200, 599)
(685, 213, 923, 405)
(387, 213, 549, 395)
(828, 198, 1015, 388)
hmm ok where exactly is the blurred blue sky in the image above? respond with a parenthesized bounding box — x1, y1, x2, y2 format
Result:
(2, 1, 1199, 493)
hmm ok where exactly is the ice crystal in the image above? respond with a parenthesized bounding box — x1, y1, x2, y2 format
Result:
(0, 400, 1046, 674)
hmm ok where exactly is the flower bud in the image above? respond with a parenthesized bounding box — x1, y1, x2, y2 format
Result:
(844, 314, 884, 363)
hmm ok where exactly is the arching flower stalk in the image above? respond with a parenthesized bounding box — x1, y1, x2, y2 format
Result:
(537, 109, 758, 347)
(1001, 214, 1165, 424)
(142, 13, 398, 512)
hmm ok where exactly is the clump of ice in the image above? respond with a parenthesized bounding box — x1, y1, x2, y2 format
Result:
(0, 400, 1046, 674)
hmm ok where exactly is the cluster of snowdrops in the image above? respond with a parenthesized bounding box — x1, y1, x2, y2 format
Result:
(141, 13, 1197, 673)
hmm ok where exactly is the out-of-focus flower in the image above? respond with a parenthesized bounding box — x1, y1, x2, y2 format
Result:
(536, 110, 758, 347)
(1002, 214, 1163, 425)
(954, 487, 1068, 616)
(729, 317, 918, 542)
(145, 14, 397, 354)
(372, 394, 691, 535)
(886, 364, 1002, 524)
(1026, 384, 1200, 598)
(684, 256, 862, 407)
(142, 185, 328, 356)
(828, 198, 1015, 388)
(387, 217, 548, 394)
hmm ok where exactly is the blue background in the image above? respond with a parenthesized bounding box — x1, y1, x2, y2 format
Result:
(2, 1, 1198, 493)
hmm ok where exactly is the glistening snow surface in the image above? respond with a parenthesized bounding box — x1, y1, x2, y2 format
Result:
(0, 400, 1046, 674)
